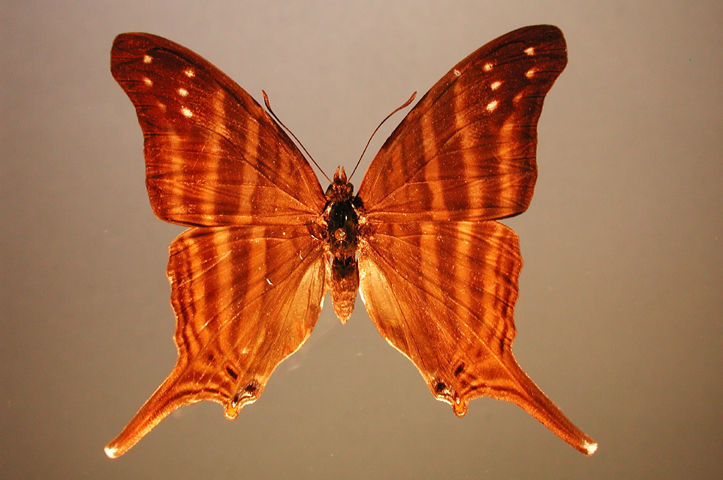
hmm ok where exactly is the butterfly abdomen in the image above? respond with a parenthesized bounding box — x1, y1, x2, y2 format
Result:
(322, 167, 362, 322)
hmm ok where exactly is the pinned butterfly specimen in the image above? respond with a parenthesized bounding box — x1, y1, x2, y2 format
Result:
(105, 25, 596, 458)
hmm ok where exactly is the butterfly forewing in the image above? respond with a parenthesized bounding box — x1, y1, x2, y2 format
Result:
(111, 33, 325, 226)
(105, 225, 326, 458)
(357, 25, 567, 223)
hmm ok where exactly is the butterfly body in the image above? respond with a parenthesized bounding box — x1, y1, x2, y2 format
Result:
(106, 26, 597, 459)
(320, 166, 362, 322)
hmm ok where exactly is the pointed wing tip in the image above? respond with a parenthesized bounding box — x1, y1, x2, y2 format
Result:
(582, 439, 598, 456)
(518, 24, 565, 42)
(104, 443, 123, 459)
(102, 418, 146, 459)
(104, 426, 146, 459)
(111, 32, 155, 49)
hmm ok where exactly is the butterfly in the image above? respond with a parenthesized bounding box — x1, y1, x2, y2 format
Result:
(105, 25, 596, 458)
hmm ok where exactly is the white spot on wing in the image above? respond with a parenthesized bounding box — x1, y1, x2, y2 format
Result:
(143, 77, 153, 86)
(266, 278, 273, 285)
(490, 80, 502, 90)
(525, 68, 537, 78)
(181, 106, 193, 118)
(486, 100, 498, 112)
(453, 69, 461, 77)
(177, 87, 188, 97)
(524, 47, 535, 56)
(143, 54, 152, 64)
(184, 68, 195, 78)
(483, 62, 493, 72)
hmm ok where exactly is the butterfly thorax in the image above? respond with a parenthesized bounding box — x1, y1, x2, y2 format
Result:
(320, 166, 364, 323)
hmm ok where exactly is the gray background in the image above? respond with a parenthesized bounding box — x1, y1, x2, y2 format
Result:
(2, 1, 721, 478)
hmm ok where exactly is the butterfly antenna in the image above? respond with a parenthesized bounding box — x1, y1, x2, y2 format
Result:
(348, 91, 417, 181)
(262, 90, 332, 183)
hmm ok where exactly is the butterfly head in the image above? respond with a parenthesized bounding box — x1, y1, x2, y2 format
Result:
(333, 165, 347, 183)
(324, 166, 354, 202)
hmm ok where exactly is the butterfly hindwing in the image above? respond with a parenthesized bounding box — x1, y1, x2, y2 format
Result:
(110, 33, 325, 226)
(358, 220, 596, 455)
(105, 225, 326, 458)
(357, 25, 567, 223)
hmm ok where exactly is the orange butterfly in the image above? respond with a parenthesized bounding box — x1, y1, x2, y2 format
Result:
(105, 25, 596, 458)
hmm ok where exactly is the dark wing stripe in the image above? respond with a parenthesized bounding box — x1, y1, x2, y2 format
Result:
(357, 25, 566, 223)
(359, 219, 595, 455)
(185, 228, 319, 387)
(105, 225, 326, 458)
(143, 44, 315, 204)
(369, 226, 516, 347)
(111, 33, 325, 227)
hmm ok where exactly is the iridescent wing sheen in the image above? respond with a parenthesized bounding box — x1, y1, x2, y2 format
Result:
(357, 25, 567, 223)
(358, 221, 596, 455)
(105, 225, 326, 458)
(111, 33, 325, 226)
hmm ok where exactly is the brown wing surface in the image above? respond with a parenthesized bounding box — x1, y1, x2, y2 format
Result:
(358, 220, 596, 455)
(105, 225, 326, 458)
(111, 33, 325, 226)
(357, 25, 567, 223)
